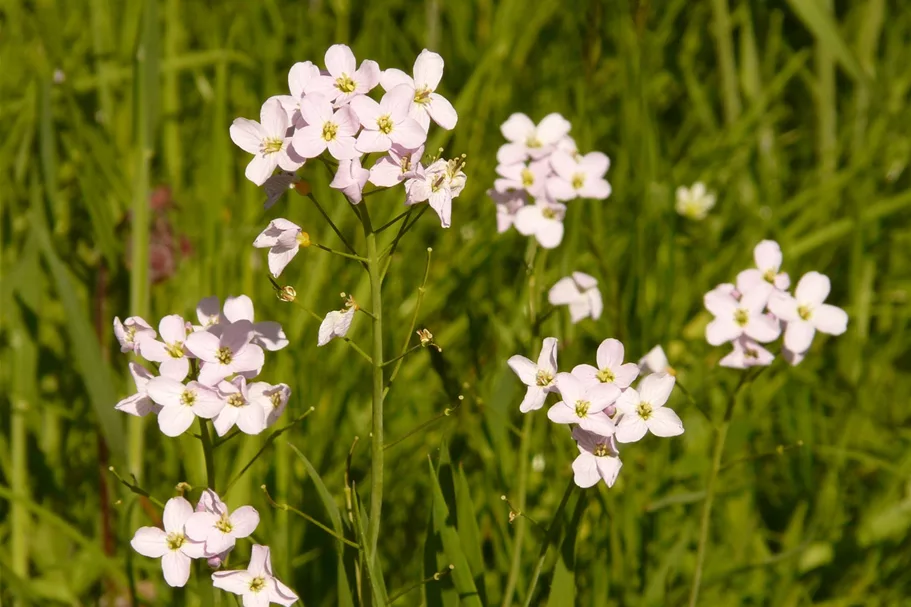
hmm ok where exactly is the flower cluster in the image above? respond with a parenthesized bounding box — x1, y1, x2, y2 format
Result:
(131, 492, 296, 605)
(508, 337, 683, 489)
(703, 240, 848, 367)
(232, 44, 465, 255)
(113, 295, 291, 437)
(488, 113, 612, 249)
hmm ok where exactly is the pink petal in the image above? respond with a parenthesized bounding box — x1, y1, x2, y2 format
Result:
(548, 277, 582, 305)
(596, 338, 624, 371)
(647, 407, 684, 437)
(392, 118, 427, 150)
(229, 506, 260, 538)
(184, 512, 219, 542)
(500, 113, 536, 142)
(212, 406, 239, 437)
(229, 118, 264, 155)
(253, 321, 288, 351)
(768, 292, 799, 322)
(381, 84, 415, 121)
(586, 383, 621, 412)
(212, 570, 255, 595)
(158, 406, 196, 437)
(637, 372, 675, 407)
(571, 364, 600, 386)
(537, 337, 558, 373)
(535, 220, 564, 249)
(536, 113, 571, 145)
(704, 290, 738, 318)
(291, 127, 327, 159)
(190, 384, 226, 418)
(185, 330, 220, 362)
(161, 551, 192, 587)
(579, 414, 615, 437)
(327, 136, 359, 161)
(547, 403, 579, 425)
(131, 526, 168, 558)
(245, 154, 277, 186)
(744, 314, 781, 343)
(579, 151, 609, 176)
(260, 98, 289, 139)
(163, 497, 194, 532)
(813, 304, 848, 335)
(354, 60, 381, 92)
(380, 67, 414, 91)
(236, 404, 266, 435)
(546, 176, 577, 201)
(350, 94, 382, 127)
(518, 386, 547, 413)
(334, 106, 360, 136)
(615, 415, 648, 444)
(595, 456, 622, 487)
(706, 318, 741, 345)
(753, 240, 782, 271)
(507, 355, 537, 385)
(496, 142, 528, 165)
(248, 545, 271, 577)
(146, 377, 187, 408)
(572, 453, 601, 488)
(267, 245, 300, 278)
(325, 44, 356, 77)
(223, 295, 255, 323)
(784, 320, 816, 353)
(427, 93, 457, 130)
(579, 178, 611, 200)
(554, 371, 583, 404)
(159, 315, 187, 343)
(548, 150, 577, 181)
(355, 129, 391, 154)
(231, 344, 265, 376)
(614, 363, 640, 389)
(795, 271, 831, 305)
(413, 49, 444, 90)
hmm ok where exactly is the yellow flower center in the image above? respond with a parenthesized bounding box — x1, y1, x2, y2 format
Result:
(414, 86, 432, 104)
(636, 402, 653, 420)
(165, 342, 185, 359)
(227, 394, 245, 408)
(542, 207, 557, 220)
(215, 346, 233, 365)
(734, 309, 749, 327)
(296, 232, 311, 247)
(335, 75, 356, 93)
(593, 443, 610, 457)
(377, 115, 394, 134)
(262, 138, 283, 154)
(763, 269, 777, 283)
(166, 532, 186, 551)
(322, 122, 338, 141)
(535, 369, 553, 387)
(180, 390, 196, 407)
(214, 513, 233, 534)
(797, 305, 812, 321)
(571, 173, 585, 189)
(595, 368, 615, 383)
(574, 400, 590, 418)
(744, 347, 759, 360)
(249, 576, 266, 593)
(526, 136, 542, 149)
(521, 169, 534, 188)
(125, 326, 137, 342)
(270, 392, 283, 409)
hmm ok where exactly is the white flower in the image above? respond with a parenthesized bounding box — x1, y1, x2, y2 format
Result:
(704, 287, 781, 345)
(380, 49, 458, 131)
(330, 156, 371, 204)
(130, 497, 206, 587)
(507, 337, 559, 413)
(211, 544, 298, 606)
(675, 182, 716, 220)
(497, 113, 571, 164)
(115, 362, 164, 417)
(185, 320, 265, 387)
(546, 151, 611, 201)
(252, 218, 307, 278)
(113, 316, 155, 353)
(404, 157, 467, 228)
(736, 240, 790, 305)
(248, 382, 292, 429)
(614, 373, 683, 443)
(548, 272, 603, 323)
(638, 345, 670, 374)
(572, 338, 640, 389)
(146, 377, 225, 437)
(514, 200, 566, 249)
(185, 490, 260, 557)
(213, 376, 266, 437)
(322, 43, 380, 105)
(487, 188, 527, 233)
(138, 315, 193, 381)
(368, 144, 423, 187)
(351, 85, 426, 153)
(547, 372, 619, 436)
(768, 271, 848, 354)
(571, 427, 622, 489)
(719, 336, 775, 369)
(318, 307, 355, 347)
(222, 295, 289, 352)
(230, 98, 302, 186)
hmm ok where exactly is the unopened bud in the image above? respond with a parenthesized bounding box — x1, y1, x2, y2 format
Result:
(293, 180, 312, 196)
(277, 285, 297, 302)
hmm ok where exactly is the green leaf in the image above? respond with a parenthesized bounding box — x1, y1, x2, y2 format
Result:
(784, 0, 867, 82)
(455, 464, 487, 603)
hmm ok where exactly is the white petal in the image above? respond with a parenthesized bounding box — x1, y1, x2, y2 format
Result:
(813, 304, 848, 336)
(130, 526, 168, 558)
(536, 337, 559, 373)
(784, 320, 816, 353)
(507, 355, 537, 386)
(615, 416, 648, 443)
(637, 372, 675, 407)
(646, 407, 684, 437)
(571, 453, 600, 488)
(162, 551, 192, 587)
(518, 386, 547, 413)
(795, 271, 831, 305)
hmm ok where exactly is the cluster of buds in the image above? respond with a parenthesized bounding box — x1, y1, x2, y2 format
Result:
(113, 295, 291, 437)
(509, 337, 684, 489)
(703, 240, 848, 367)
(488, 113, 611, 248)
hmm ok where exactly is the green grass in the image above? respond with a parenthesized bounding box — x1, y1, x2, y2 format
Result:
(2, 0, 911, 605)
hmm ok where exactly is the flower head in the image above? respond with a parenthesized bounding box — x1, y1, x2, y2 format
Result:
(768, 271, 848, 355)
(546, 151, 611, 201)
(213, 376, 266, 437)
(514, 200, 566, 249)
(548, 272, 603, 323)
(368, 144, 424, 187)
(115, 362, 164, 417)
(113, 316, 155, 353)
(253, 218, 307, 278)
(547, 372, 619, 436)
(487, 188, 528, 233)
(719, 336, 775, 369)
(130, 497, 206, 587)
(230, 98, 302, 186)
(249, 382, 292, 429)
(138, 315, 194, 381)
(351, 85, 426, 153)
(675, 182, 716, 220)
(704, 287, 781, 345)
(318, 306, 356, 347)
(507, 337, 559, 413)
(185, 319, 265, 386)
(222, 295, 289, 351)
(276, 61, 335, 127)
(614, 373, 683, 443)
(736, 240, 790, 304)
(405, 157, 467, 228)
(571, 427, 622, 489)
(494, 158, 551, 199)
(211, 544, 298, 606)
(572, 338, 640, 389)
(185, 489, 260, 557)
(146, 377, 225, 437)
(498, 113, 571, 164)
(330, 156, 371, 204)
(380, 49, 458, 131)
(291, 93, 359, 161)
(322, 43, 380, 105)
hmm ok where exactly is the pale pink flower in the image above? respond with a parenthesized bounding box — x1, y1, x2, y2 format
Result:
(494, 158, 551, 199)
(719, 336, 775, 369)
(230, 98, 302, 186)
(404, 158, 466, 228)
(330, 156, 370, 204)
(548, 272, 603, 323)
(113, 316, 155, 353)
(115, 363, 163, 417)
(514, 200, 566, 249)
(252, 218, 306, 278)
(146, 377, 225, 437)
(547, 372, 619, 436)
(249, 382, 291, 429)
(130, 497, 206, 587)
(185, 320, 265, 386)
(768, 271, 848, 354)
(546, 150, 611, 201)
(380, 49, 458, 131)
(704, 287, 781, 345)
(488, 188, 528, 233)
(276, 61, 335, 128)
(736, 240, 790, 305)
(572, 338, 640, 389)
(614, 373, 683, 443)
(571, 427, 622, 489)
(194, 491, 232, 568)
(291, 93, 359, 160)
(317, 307, 355, 347)
(222, 295, 289, 351)
(322, 44, 380, 105)
(498, 113, 571, 164)
(507, 337, 558, 413)
(351, 85, 426, 153)
(212, 545, 298, 606)
(369, 144, 423, 187)
(213, 376, 266, 436)
(638, 345, 670, 374)
(185, 490, 260, 557)
(138, 315, 193, 381)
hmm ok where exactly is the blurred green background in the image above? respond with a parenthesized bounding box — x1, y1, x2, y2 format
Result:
(2, 0, 911, 605)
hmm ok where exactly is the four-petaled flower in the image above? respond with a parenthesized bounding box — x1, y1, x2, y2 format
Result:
(351, 85, 426, 153)
(405, 157, 467, 228)
(704, 287, 781, 346)
(253, 218, 307, 278)
(146, 376, 225, 437)
(249, 382, 292, 429)
(548, 272, 603, 323)
(719, 336, 775, 369)
(369, 144, 423, 187)
(213, 376, 266, 437)
(514, 200, 566, 249)
(498, 112, 571, 164)
(494, 158, 551, 199)
(768, 271, 848, 355)
(130, 497, 206, 587)
(614, 373, 683, 443)
(115, 362, 164, 417)
(330, 157, 371, 204)
(113, 316, 155, 353)
(547, 372, 619, 436)
(380, 49, 458, 131)
(185, 489, 260, 557)
(736, 240, 790, 306)
(546, 150, 612, 201)
(322, 43, 380, 105)
(186, 319, 265, 386)
(571, 427, 623, 489)
(230, 98, 302, 186)
(139, 314, 194, 381)
(212, 544, 298, 606)
(291, 93, 360, 161)
(572, 338, 640, 389)
(507, 337, 559, 413)
(222, 295, 289, 352)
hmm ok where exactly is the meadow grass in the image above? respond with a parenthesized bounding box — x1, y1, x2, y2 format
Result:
(2, 0, 911, 605)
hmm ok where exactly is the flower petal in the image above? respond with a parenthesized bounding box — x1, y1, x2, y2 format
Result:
(813, 304, 848, 335)
(518, 386, 547, 413)
(784, 320, 816, 353)
(637, 372, 675, 407)
(615, 415, 648, 444)
(163, 497, 194, 533)
(507, 355, 537, 386)
(131, 526, 168, 558)
(795, 271, 831, 305)
(162, 551, 192, 587)
(646, 407, 684, 437)
(571, 453, 601, 488)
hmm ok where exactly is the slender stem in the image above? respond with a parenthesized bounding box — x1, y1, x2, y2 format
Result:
(375, 208, 411, 233)
(307, 194, 361, 259)
(380, 206, 428, 280)
(388, 565, 453, 604)
(198, 418, 216, 490)
(358, 203, 386, 562)
(108, 466, 165, 509)
(383, 247, 432, 397)
(381, 344, 422, 367)
(312, 242, 370, 263)
(384, 399, 461, 451)
(261, 485, 360, 549)
(687, 371, 754, 607)
(522, 477, 576, 607)
(281, 295, 373, 364)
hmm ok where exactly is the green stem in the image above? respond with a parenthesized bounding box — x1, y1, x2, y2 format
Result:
(522, 477, 576, 607)
(358, 204, 386, 563)
(307, 194, 362, 260)
(687, 371, 754, 607)
(383, 247, 432, 397)
(262, 485, 360, 550)
(312, 242, 370, 263)
(199, 418, 216, 491)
